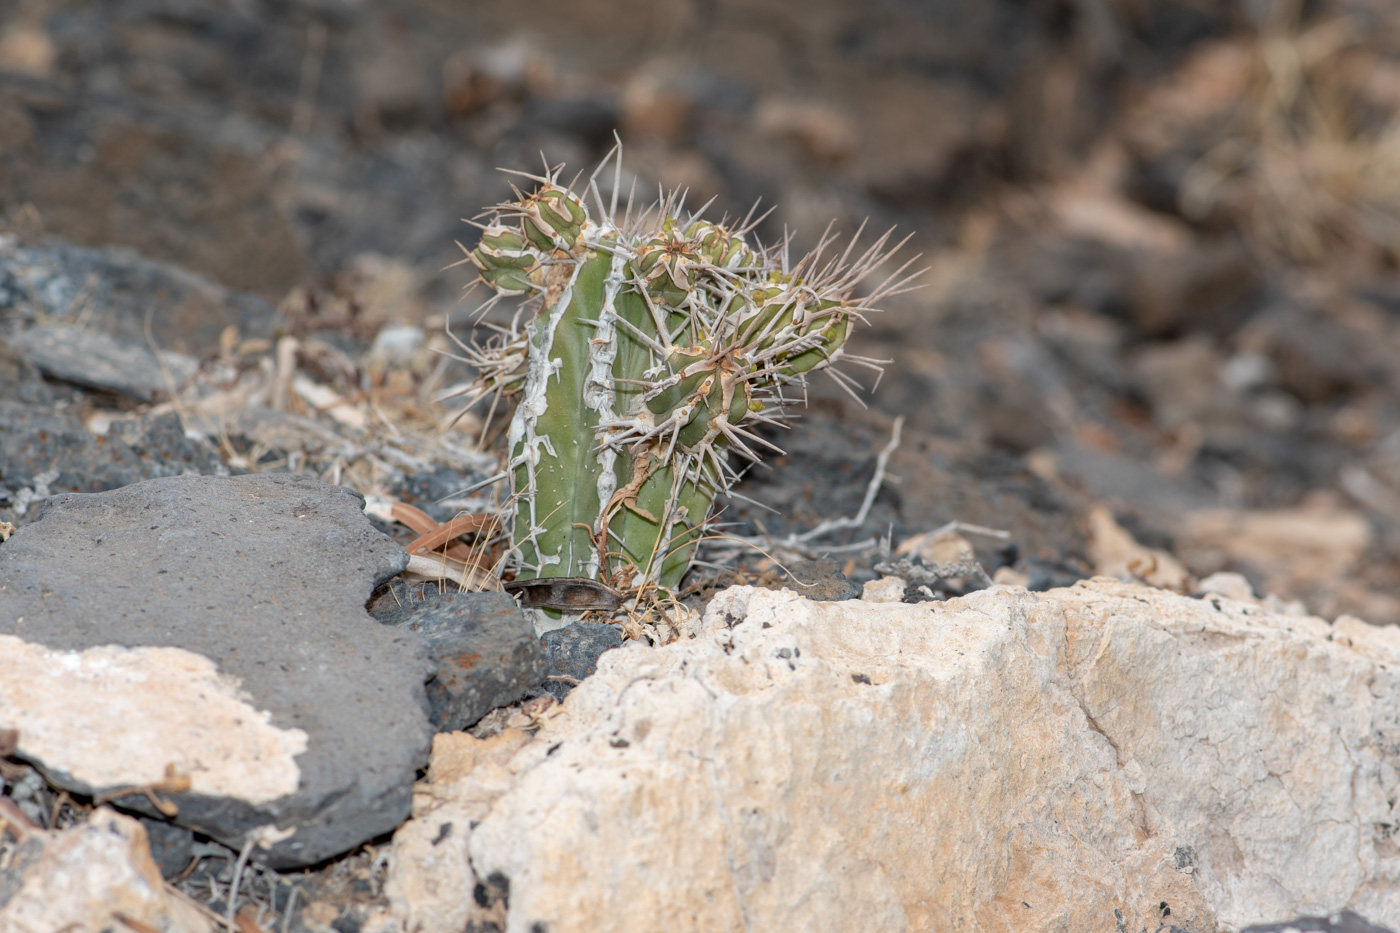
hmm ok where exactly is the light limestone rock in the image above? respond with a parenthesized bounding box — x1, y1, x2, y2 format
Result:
(0, 635, 307, 803)
(1087, 503, 1193, 590)
(0, 807, 213, 933)
(377, 580, 1400, 933)
(1178, 503, 1372, 591)
(860, 575, 906, 602)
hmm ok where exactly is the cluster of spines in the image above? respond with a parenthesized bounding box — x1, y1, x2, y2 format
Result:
(450, 149, 915, 592)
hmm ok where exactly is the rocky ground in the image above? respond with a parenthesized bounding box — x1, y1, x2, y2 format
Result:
(3, 0, 1400, 930)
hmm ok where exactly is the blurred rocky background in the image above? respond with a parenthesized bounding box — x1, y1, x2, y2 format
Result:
(3, 0, 1400, 616)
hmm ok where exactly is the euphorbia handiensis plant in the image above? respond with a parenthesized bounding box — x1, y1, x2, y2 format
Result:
(454, 151, 912, 599)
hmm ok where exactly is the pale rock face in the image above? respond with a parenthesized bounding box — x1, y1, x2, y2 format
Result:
(377, 579, 1400, 933)
(0, 807, 213, 933)
(0, 636, 307, 803)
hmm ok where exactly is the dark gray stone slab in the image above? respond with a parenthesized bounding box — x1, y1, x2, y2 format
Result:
(538, 622, 624, 702)
(0, 473, 432, 868)
(10, 324, 199, 402)
(372, 586, 545, 731)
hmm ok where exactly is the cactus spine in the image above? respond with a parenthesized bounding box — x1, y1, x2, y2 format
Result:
(457, 152, 910, 597)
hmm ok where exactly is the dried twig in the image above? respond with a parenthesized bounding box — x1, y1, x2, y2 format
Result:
(708, 416, 905, 559)
(226, 837, 255, 932)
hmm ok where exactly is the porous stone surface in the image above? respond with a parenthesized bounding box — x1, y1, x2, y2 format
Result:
(0, 807, 214, 933)
(374, 579, 1400, 933)
(372, 590, 545, 731)
(0, 404, 224, 514)
(0, 473, 433, 868)
(538, 621, 623, 701)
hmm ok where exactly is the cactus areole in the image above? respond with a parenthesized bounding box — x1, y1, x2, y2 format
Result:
(457, 152, 910, 599)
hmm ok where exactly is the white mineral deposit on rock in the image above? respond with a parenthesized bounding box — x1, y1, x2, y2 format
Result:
(0, 636, 307, 803)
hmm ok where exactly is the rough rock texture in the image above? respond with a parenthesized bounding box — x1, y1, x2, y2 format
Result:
(0, 473, 433, 868)
(0, 807, 213, 933)
(538, 621, 624, 701)
(0, 404, 225, 514)
(374, 579, 1400, 933)
(372, 590, 545, 731)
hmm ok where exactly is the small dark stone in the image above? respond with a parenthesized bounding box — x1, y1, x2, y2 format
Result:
(368, 577, 443, 612)
(373, 591, 546, 731)
(902, 582, 945, 603)
(126, 412, 225, 477)
(393, 467, 483, 524)
(137, 816, 194, 879)
(851, 673, 872, 685)
(1024, 559, 1089, 592)
(538, 621, 624, 702)
(0, 405, 226, 524)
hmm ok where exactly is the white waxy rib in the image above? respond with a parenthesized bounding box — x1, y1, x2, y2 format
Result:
(507, 258, 584, 570)
(580, 245, 634, 577)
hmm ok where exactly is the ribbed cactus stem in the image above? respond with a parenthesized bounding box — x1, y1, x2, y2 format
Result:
(453, 151, 913, 596)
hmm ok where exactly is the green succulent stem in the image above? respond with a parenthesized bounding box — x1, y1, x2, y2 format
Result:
(455, 151, 911, 598)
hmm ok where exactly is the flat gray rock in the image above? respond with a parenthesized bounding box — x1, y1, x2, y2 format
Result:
(10, 325, 199, 402)
(0, 239, 280, 355)
(0, 473, 432, 868)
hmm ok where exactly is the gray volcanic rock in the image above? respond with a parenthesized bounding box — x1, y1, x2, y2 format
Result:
(0, 404, 225, 520)
(0, 239, 281, 355)
(10, 324, 200, 402)
(0, 335, 52, 406)
(0, 473, 432, 868)
(373, 588, 545, 731)
(538, 621, 624, 702)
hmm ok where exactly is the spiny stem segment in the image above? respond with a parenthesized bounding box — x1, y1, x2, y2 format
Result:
(450, 147, 915, 599)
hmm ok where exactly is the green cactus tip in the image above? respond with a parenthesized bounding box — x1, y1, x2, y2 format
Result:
(447, 147, 918, 605)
